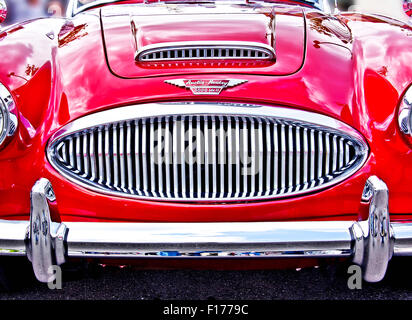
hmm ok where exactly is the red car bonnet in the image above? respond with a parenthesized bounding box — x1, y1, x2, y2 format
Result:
(101, 3, 305, 78)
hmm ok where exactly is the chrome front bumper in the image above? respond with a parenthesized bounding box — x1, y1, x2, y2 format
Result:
(0, 176, 412, 283)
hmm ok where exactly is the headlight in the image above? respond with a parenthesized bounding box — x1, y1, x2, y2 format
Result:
(0, 82, 18, 148)
(399, 85, 412, 138)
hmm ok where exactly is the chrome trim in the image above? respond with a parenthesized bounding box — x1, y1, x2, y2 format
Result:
(392, 223, 412, 256)
(136, 41, 276, 62)
(351, 176, 394, 282)
(310, 129, 316, 185)
(65, 221, 353, 258)
(47, 102, 369, 202)
(0, 221, 27, 256)
(265, 118, 272, 196)
(0, 82, 18, 148)
(280, 124, 286, 193)
(302, 128, 309, 189)
(3, 176, 412, 283)
(399, 85, 412, 136)
(317, 131, 323, 182)
(26, 179, 68, 283)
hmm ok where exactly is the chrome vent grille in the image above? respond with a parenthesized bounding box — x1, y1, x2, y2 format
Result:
(48, 103, 368, 202)
(136, 42, 276, 62)
(140, 60, 274, 69)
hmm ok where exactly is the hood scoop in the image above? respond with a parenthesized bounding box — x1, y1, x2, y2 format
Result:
(136, 41, 276, 62)
(101, 3, 306, 78)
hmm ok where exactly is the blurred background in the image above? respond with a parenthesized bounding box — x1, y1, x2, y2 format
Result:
(0, 0, 354, 26)
(3, 0, 67, 25)
(1, 0, 410, 26)
(4, 0, 68, 25)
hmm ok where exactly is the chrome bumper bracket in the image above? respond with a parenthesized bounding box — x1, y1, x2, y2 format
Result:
(351, 176, 394, 282)
(26, 178, 68, 283)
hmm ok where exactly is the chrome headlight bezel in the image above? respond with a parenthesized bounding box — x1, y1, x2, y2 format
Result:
(399, 85, 412, 137)
(0, 82, 18, 148)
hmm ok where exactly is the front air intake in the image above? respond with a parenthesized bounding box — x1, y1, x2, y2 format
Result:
(48, 102, 368, 202)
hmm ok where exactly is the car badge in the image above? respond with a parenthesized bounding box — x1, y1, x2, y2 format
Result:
(164, 79, 248, 95)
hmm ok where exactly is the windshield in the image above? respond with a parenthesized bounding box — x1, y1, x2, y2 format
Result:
(70, 0, 325, 16)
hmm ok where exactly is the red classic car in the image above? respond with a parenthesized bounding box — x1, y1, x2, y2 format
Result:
(0, 0, 411, 287)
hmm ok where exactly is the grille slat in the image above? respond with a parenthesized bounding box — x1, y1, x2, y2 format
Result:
(242, 117, 248, 198)
(318, 131, 323, 183)
(165, 118, 171, 198)
(219, 116, 225, 198)
(51, 111, 367, 202)
(89, 131, 97, 182)
(204, 117, 210, 198)
(75, 135, 82, 173)
(302, 128, 309, 190)
(333, 135, 338, 173)
(265, 119, 272, 196)
(149, 119, 156, 197)
(273, 122, 279, 195)
(82, 134, 89, 178)
(69, 137, 75, 170)
(196, 116, 202, 198)
(97, 128, 104, 185)
(257, 119, 264, 197)
(172, 117, 179, 198)
(119, 123, 126, 192)
(157, 119, 164, 198)
(345, 143, 350, 166)
(280, 124, 286, 194)
(310, 129, 316, 187)
(61, 143, 67, 165)
(112, 123, 119, 190)
(295, 126, 301, 191)
(126, 123, 133, 194)
(325, 132, 331, 178)
(288, 125, 294, 193)
(339, 137, 344, 170)
(212, 117, 218, 199)
(234, 117, 240, 198)
(134, 120, 141, 196)
(180, 118, 186, 197)
(250, 119, 256, 197)
(188, 116, 194, 199)
(141, 120, 148, 196)
(227, 117, 233, 198)
(137, 42, 275, 62)
(104, 126, 111, 188)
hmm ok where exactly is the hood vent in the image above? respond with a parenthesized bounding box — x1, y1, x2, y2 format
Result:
(136, 41, 276, 62)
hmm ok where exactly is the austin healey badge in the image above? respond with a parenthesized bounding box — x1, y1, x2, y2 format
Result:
(164, 79, 248, 95)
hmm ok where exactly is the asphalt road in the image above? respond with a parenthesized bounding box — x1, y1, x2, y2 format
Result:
(1, 257, 412, 300)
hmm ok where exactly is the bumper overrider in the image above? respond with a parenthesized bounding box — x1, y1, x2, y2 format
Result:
(0, 176, 411, 283)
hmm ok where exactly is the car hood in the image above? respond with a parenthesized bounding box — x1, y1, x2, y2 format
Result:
(101, 2, 306, 78)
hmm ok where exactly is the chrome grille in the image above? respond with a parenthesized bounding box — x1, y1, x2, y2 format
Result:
(48, 103, 368, 202)
(136, 41, 276, 62)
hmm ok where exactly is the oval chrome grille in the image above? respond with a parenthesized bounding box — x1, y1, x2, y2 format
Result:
(136, 41, 276, 62)
(48, 103, 368, 202)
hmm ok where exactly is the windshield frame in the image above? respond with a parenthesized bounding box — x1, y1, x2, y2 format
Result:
(66, 0, 327, 17)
